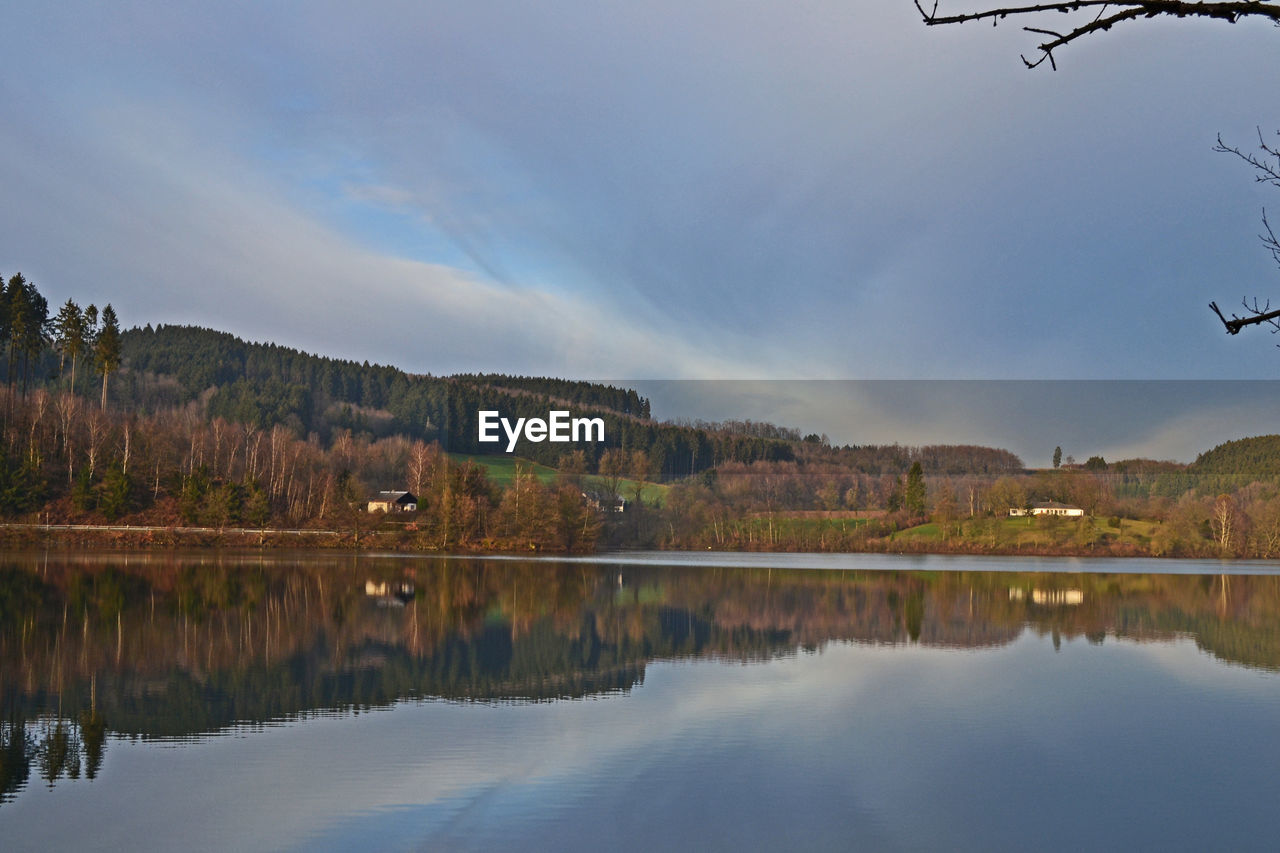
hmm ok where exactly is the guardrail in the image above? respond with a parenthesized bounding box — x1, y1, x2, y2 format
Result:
(0, 523, 345, 536)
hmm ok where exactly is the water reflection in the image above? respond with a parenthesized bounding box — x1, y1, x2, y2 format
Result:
(3, 550, 1280, 808)
(0, 708, 107, 803)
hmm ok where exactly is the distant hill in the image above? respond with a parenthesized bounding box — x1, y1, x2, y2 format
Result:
(1143, 435, 1280, 497)
(112, 324, 1029, 483)
(1190, 435, 1280, 479)
(117, 325, 793, 478)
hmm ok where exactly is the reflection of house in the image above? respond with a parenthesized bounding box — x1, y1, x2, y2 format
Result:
(365, 579, 415, 606)
(1010, 587, 1084, 606)
(367, 490, 418, 512)
(1009, 501, 1084, 517)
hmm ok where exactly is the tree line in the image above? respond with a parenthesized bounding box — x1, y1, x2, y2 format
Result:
(1, 273, 121, 408)
(118, 324, 794, 477)
(12, 269, 1280, 556)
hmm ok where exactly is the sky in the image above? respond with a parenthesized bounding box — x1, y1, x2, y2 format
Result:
(2, 2, 1280, 456)
(635, 380, 1280, 466)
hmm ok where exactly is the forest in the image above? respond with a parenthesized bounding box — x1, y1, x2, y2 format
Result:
(4, 270, 1280, 555)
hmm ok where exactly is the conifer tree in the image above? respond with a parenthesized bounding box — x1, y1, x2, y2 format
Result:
(53, 300, 87, 393)
(95, 304, 121, 411)
(905, 461, 927, 516)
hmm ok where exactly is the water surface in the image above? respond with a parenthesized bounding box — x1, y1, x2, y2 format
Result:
(3, 549, 1279, 851)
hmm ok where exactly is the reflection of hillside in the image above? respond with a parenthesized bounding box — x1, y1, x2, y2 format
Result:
(4, 553, 1280, 744)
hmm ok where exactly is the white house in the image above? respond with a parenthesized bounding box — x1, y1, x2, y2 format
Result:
(367, 491, 418, 513)
(1009, 501, 1084, 518)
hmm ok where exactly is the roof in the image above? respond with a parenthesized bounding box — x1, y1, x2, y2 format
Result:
(373, 491, 417, 502)
(1029, 501, 1081, 510)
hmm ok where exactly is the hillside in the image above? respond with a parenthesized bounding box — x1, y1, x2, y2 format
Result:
(115, 325, 1024, 482)
(1142, 435, 1280, 497)
(1190, 435, 1280, 481)
(118, 325, 793, 478)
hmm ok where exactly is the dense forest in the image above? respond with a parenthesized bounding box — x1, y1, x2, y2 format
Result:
(6, 269, 1280, 555)
(119, 324, 799, 477)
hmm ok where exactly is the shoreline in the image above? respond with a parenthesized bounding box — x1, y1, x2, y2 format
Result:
(0, 522, 1220, 560)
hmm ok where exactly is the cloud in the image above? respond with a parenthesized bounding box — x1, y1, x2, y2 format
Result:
(1, 93, 774, 377)
(634, 380, 1280, 464)
(2, 1, 1280, 382)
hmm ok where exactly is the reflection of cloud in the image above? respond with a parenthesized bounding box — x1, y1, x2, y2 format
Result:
(12, 633, 1280, 851)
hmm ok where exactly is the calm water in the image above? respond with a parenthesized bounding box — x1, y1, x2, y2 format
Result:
(4, 549, 1280, 851)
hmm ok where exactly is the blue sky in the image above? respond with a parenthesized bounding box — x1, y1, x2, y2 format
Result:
(2, 2, 1279, 452)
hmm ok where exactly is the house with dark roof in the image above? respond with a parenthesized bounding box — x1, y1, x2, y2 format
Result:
(367, 490, 418, 513)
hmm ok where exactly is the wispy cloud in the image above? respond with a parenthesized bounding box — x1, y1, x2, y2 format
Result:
(2, 1, 1278, 382)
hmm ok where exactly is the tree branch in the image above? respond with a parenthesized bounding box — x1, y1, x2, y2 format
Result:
(915, 1, 1280, 68)
(1210, 299, 1280, 335)
(1215, 129, 1280, 189)
(1263, 208, 1280, 267)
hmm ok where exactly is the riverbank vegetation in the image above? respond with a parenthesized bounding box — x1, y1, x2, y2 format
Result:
(3, 271, 1280, 556)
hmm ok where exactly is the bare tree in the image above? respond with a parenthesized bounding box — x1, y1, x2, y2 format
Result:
(914, 1, 1280, 70)
(1208, 128, 1280, 338)
(1212, 492, 1240, 552)
(917, 2, 1280, 338)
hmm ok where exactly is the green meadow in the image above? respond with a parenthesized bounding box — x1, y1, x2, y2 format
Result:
(448, 453, 668, 504)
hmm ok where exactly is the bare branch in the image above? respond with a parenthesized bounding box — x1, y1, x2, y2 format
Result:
(1216, 132, 1280, 266)
(1215, 129, 1280, 188)
(916, 1, 1280, 67)
(1209, 300, 1280, 335)
(1263, 208, 1280, 267)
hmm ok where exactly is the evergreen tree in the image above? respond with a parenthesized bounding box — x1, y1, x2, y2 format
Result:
(1053, 446, 1063, 469)
(53, 299, 86, 393)
(94, 304, 121, 410)
(99, 462, 133, 521)
(0, 452, 45, 516)
(244, 480, 271, 528)
(71, 467, 96, 512)
(82, 304, 99, 391)
(16, 283, 48, 397)
(4, 275, 29, 390)
(905, 461, 927, 516)
(886, 476, 904, 512)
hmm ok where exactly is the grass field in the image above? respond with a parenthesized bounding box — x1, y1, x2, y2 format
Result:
(447, 453, 668, 504)
(893, 515, 1163, 549)
(448, 453, 559, 486)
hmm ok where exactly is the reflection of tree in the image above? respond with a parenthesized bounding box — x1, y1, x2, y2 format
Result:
(80, 709, 106, 780)
(38, 718, 80, 786)
(0, 713, 33, 805)
(0, 706, 106, 801)
(7, 554, 1280, 748)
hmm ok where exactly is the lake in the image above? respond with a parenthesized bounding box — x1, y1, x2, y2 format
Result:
(3, 549, 1280, 851)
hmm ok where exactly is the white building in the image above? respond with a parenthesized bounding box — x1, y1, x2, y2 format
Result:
(1009, 501, 1084, 518)
(367, 491, 418, 513)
